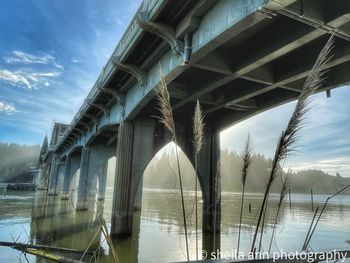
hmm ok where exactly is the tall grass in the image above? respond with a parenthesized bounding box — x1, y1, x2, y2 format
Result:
(250, 35, 334, 252)
(268, 175, 289, 253)
(193, 100, 204, 260)
(213, 159, 221, 253)
(237, 134, 253, 254)
(302, 184, 350, 250)
(157, 67, 189, 261)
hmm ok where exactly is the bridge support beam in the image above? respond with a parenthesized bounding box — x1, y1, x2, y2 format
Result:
(62, 157, 71, 200)
(36, 163, 48, 190)
(76, 147, 90, 210)
(111, 119, 156, 236)
(48, 155, 60, 196)
(198, 127, 221, 255)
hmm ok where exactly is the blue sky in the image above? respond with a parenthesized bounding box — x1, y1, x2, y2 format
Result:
(0, 1, 349, 176)
(0, 0, 141, 144)
(222, 86, 350, 176)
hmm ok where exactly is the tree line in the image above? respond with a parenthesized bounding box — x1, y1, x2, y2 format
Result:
(0, 142, 40, 182)
(143, 148, 350, 195)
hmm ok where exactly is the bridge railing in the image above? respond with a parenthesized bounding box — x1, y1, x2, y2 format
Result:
(54, 0, 164, 152)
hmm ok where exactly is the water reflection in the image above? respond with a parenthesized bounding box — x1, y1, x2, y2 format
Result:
(0, 188, 350, 262)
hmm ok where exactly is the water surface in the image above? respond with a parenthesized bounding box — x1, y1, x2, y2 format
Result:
(0, 185, 349, 262)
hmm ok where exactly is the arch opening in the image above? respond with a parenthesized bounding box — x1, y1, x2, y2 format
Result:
(135, 142, 204, 262)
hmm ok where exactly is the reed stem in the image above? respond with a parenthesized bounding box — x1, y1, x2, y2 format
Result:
(174, 139, 190, 261)
(195, 155, 199, 260)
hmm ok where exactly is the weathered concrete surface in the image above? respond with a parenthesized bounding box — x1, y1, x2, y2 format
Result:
(111, 119, 157, 236)
(48, 155, 59, 196)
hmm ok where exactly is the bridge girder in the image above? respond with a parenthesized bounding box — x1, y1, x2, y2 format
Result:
(86, 99, 110, 117)
(111, 56, 147, 87)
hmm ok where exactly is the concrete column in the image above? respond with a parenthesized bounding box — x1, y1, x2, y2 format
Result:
(176, 123, 221, 255)
(36, 164, 48, 190)
(97, 162, 108, 201)
(76, 147, 90, 210)
(56, 163, 65, 192)
(61, 155, 71, 200)
(198, 127, 221, 255)
(48, 155, 59, 196)
(111, 119, 156, 236)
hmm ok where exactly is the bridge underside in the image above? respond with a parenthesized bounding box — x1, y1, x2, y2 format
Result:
(126, 0, 350, 131)
(41, 0, 350, 258)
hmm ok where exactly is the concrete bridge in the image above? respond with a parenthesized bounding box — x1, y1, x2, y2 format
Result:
(36, 0, 350, 253)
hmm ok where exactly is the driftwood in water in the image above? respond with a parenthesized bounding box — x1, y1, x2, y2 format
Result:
(0, 241, 93, 254)
(0, 241, 89, 263)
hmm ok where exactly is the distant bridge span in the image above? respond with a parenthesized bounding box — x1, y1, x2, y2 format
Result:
(37, 0, 350, 253)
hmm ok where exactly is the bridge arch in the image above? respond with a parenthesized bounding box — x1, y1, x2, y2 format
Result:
(84, 123, 118, 147)
(135, 142, 204, 260)
(74, 123, 118, 210)
(62, 146, 83, 200)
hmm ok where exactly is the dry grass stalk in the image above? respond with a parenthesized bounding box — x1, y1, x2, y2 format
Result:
(250, 35, 334, 252)
(213, 159, 221, 255)
(302, 206, 319, 251)
(303, 184, 350, 250)
(157, 66, 190, 261)
(84, 198, 119, 263)
(268, 175, 289, 253)
(237, 134, 253, 254)
(193, 100, 204, 260)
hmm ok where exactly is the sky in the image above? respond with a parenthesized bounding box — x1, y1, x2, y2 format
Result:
(0, 1, 349, 176)
(0, 0, 141, 144)
(222, 86, 350, 177)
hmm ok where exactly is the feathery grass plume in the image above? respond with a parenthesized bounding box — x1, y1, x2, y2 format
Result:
(237, 134, 253, 254)
(193, 100, 204, 154)
(250, 35, 334, 253)
(268, 174, 289, 253)
(157, 68, 176, 138)
(157, 66, 190, 261)
(193, 99, 204, 260)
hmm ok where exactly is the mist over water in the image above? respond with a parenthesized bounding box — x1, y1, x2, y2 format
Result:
(0, 185, 349, 263)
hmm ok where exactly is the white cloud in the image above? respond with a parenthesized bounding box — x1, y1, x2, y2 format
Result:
(4, 50, 63, 69)
(286, 157, 350, 177)
(0, 69, 61, 89)
(71, 58, 82, 63)
(0, 101, 16, 114)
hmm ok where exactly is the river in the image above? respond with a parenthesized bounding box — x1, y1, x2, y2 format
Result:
(0, 185, 349, 262)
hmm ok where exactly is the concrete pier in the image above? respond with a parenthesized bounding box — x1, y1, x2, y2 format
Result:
(76, 147, 90, 210)
(48, 155, 59, 196)
(111, 119, 156, 236)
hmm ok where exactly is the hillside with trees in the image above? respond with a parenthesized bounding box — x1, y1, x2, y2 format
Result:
(144, 148, 350, 195)
(0, 143, 40, 183)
